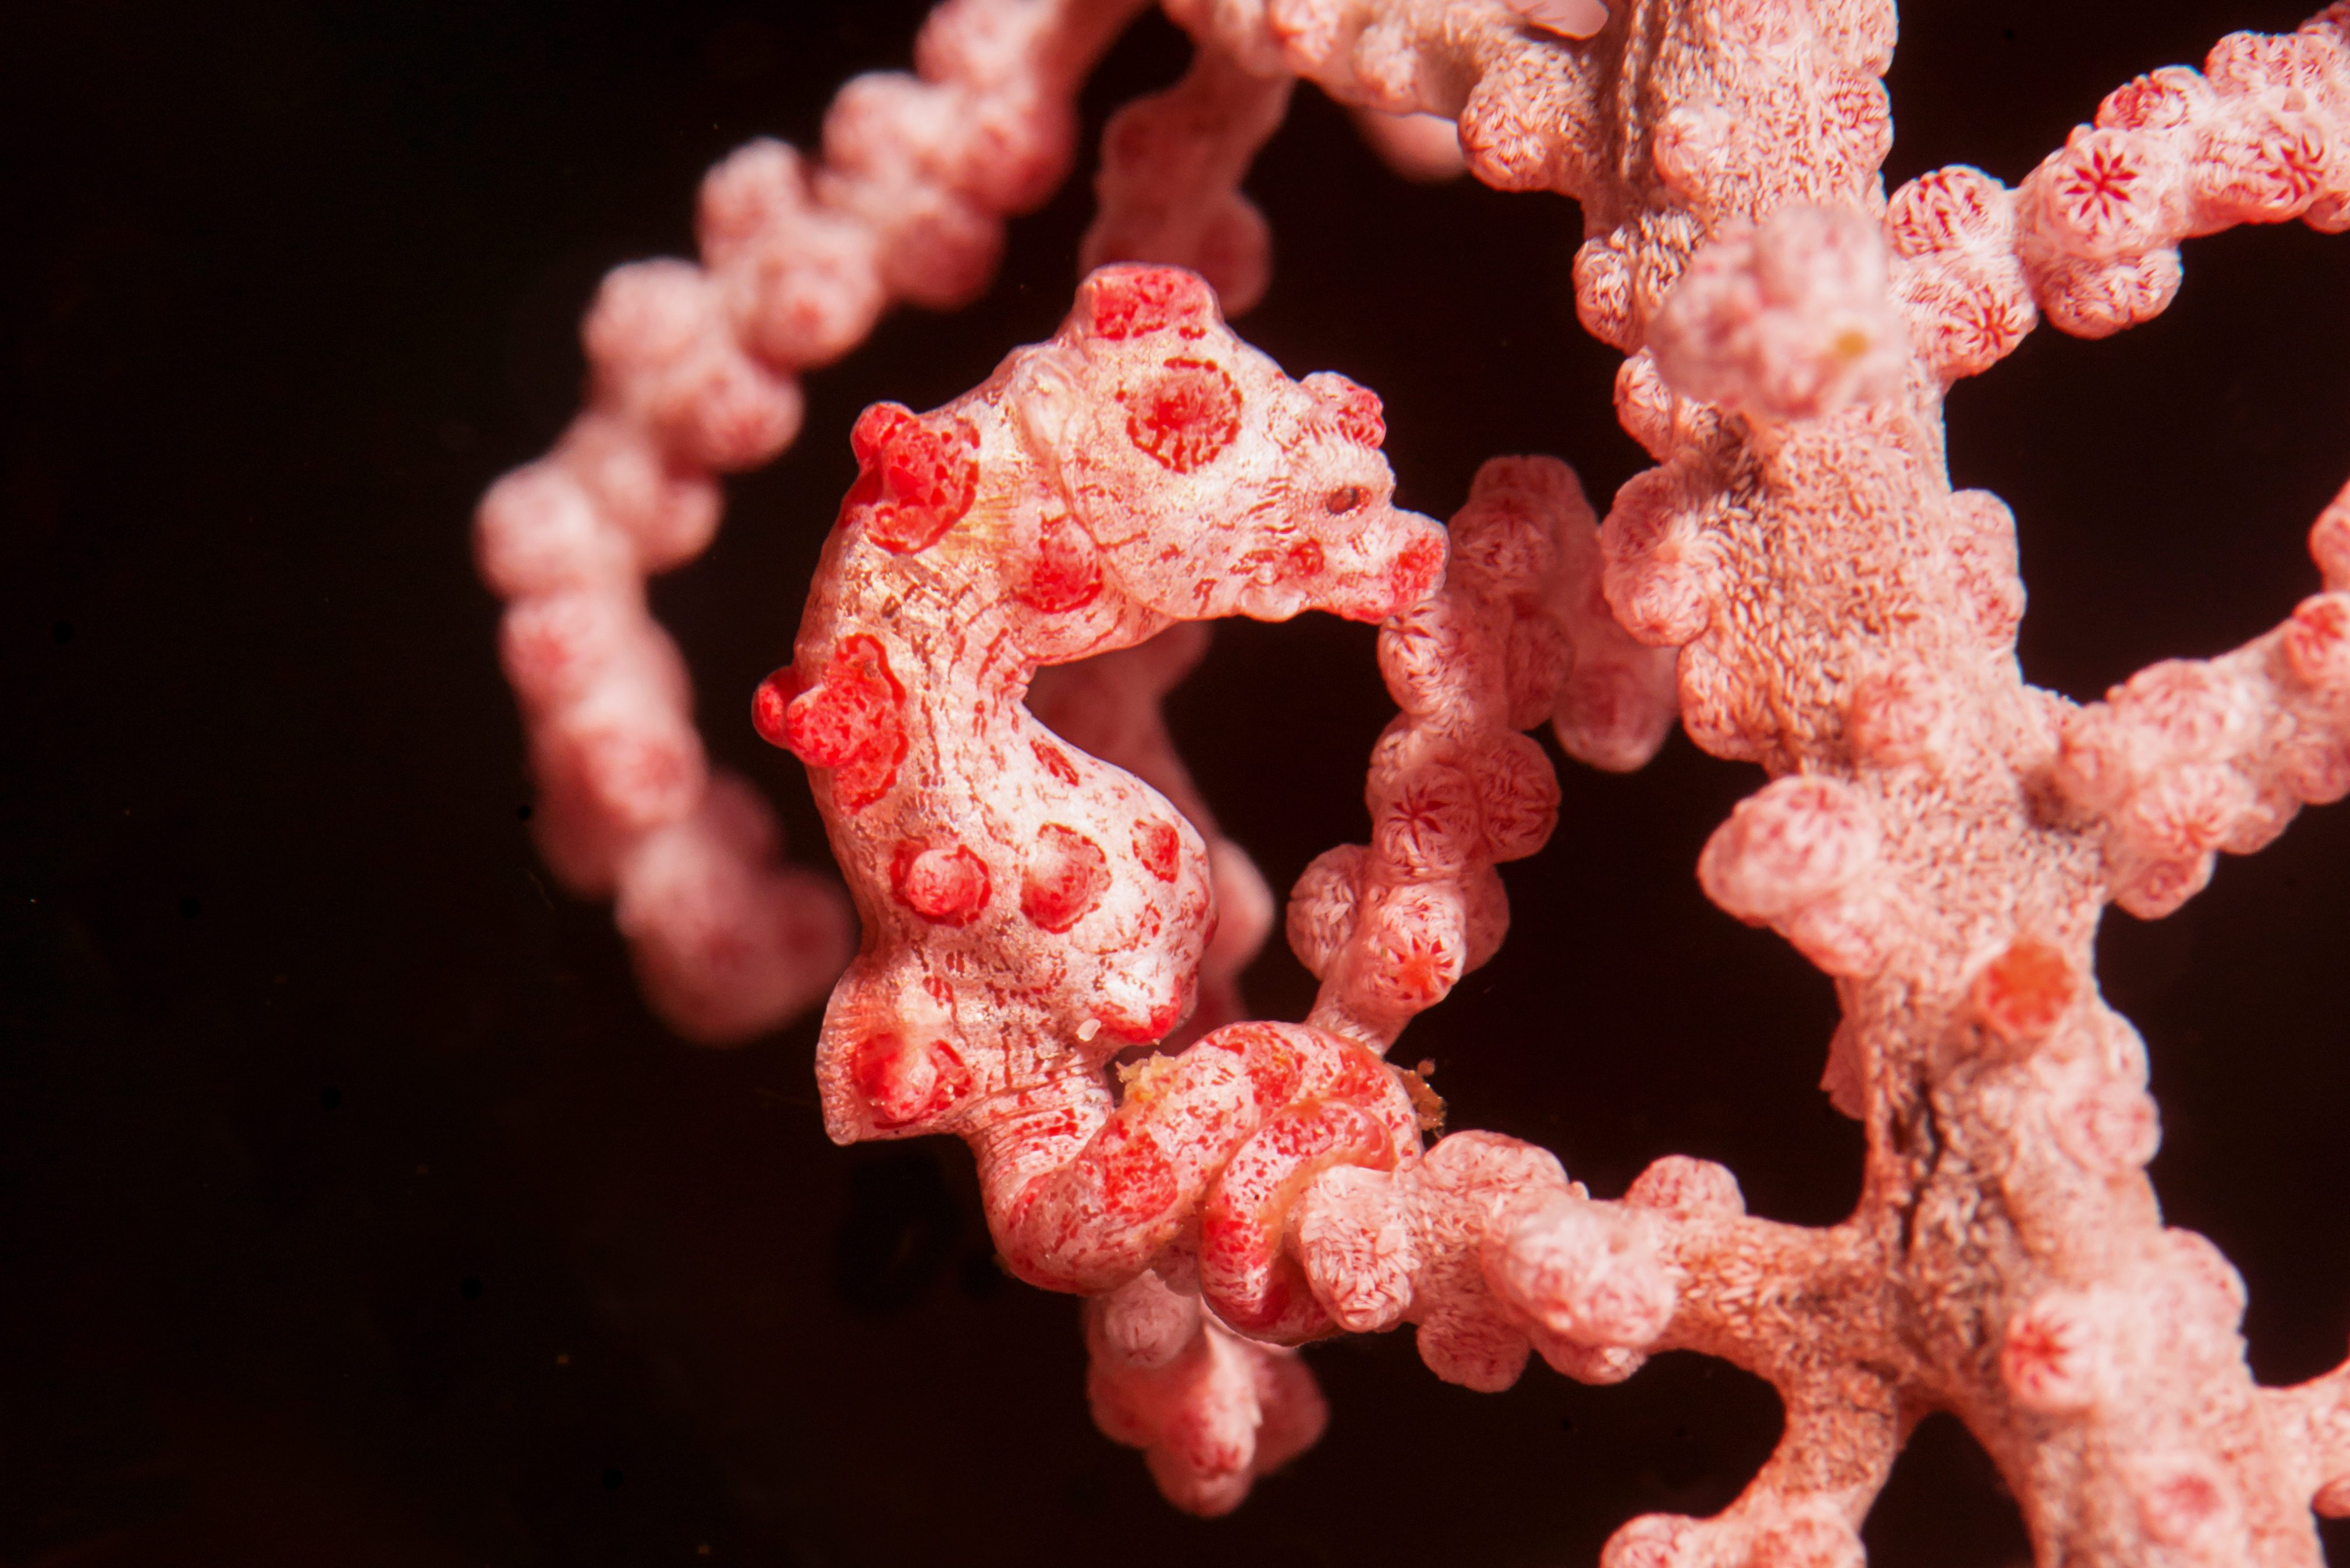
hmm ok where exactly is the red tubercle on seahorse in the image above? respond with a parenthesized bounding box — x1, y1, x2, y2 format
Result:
(845, 402, 981, 554)
(1121, 356, 1243, 472)
(1021, 823, 1112, 932)
(889, 837, 992, 925)
(1131, 817, 1182, 881)
(1015, 513, 1105, 613)
(752, 634, 908, 810)
(850, 1030, 974, 1130)
(1081, 263, 1217, 340)
(1030, 738, 1084, 786)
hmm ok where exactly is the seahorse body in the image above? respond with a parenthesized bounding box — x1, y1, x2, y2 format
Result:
(759, 265, 1444, 1184)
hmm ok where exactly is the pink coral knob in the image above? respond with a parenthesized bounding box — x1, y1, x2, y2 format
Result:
(1698, 775, 1880, 924)
(1489, 1196, 1677, 1351)
(2001, 1291, 2107, 1416)
(1648, 205, 1906, 421)
(1972, 938, 2079, 1047)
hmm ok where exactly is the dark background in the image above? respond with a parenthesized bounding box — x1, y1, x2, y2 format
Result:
(5, 1, 2349, 1563)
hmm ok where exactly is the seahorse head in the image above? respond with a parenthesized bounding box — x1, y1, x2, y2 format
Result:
(1003, 264, 1447, 627)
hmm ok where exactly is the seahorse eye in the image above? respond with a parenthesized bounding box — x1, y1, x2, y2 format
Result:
(1324, 485, 1365, 514)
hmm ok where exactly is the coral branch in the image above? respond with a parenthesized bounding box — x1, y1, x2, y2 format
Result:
(2047, 475, 2350, 917)
(476, 0, 1148, 1039)
(1593, 1183, 1897, 1567)
(1294, 455, 1674, 1050)
(1347, 106, 1468, 181)
(1081, 41, 1294, 314)
(2012, 7, 2350, 338)
(1889, 2, 2349, 378)
(1165, 0, 1623, 206)
(2265, 1358, 2350, 1518)
(1603, 1389, 1891, 1568)
(1084, 1266, 1329, 1514)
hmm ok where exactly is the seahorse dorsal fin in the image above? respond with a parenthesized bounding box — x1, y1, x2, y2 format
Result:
(1009, 345, 1084, 475)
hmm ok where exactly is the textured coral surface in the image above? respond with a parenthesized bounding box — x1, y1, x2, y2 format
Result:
(475, 0, 2350, 1562)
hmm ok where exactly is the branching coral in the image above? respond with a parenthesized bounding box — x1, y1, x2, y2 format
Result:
(480, 0, 2350, 1560)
